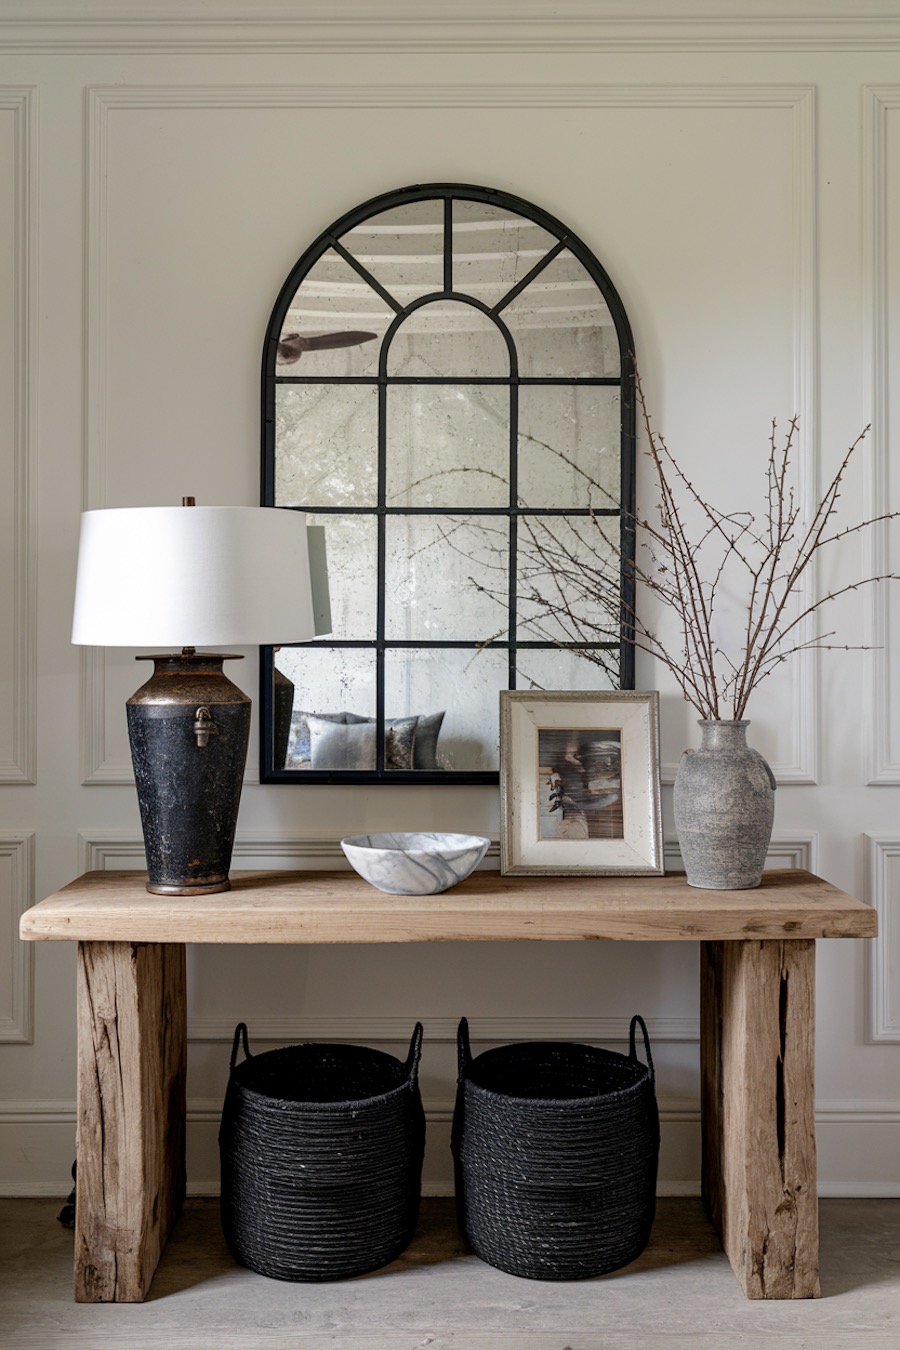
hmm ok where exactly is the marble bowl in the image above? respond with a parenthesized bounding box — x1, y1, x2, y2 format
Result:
(340, 831, 490, 895)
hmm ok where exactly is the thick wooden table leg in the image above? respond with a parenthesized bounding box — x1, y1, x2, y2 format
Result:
(75, 940, 187, 1302)
(700, 938, 819, 1299)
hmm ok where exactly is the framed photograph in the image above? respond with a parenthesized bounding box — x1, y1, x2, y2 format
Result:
(499, 691, 664, 876)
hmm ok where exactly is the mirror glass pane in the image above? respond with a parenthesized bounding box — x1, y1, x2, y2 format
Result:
(516, 515, 619, 643)
(385, 647, 509, 771)
(384, 515, 509, 641)
(517, 385, 620, 509)
(294, 514, 377, 640)
(386, 384, 509, 507)
(275, 385, 378, 508)
(502, 249, 621, 378)
(386, 301, 509, 378)
(278, 248, 393, 377)
(451, 200, 558, 307)
(276, 646, 376, 769)
(342, 199, 445, 305)
(515, 647, 618, 693)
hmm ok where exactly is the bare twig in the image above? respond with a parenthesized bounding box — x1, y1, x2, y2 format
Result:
(503, 364, 898, 719)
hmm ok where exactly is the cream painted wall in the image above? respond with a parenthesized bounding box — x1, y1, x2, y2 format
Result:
(1, 1, 899, 1197)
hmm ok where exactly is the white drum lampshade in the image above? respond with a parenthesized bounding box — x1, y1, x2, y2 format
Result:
(72, 505, 315, 648)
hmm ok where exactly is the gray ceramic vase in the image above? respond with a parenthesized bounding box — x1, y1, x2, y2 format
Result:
(673, 719, 776, 890)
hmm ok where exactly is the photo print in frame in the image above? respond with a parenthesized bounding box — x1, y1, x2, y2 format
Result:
(500, 691, 664, 875)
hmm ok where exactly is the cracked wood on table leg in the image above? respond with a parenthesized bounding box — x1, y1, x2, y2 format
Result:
(700, 938, 819, 1299)
(75, 941, 187, 1302)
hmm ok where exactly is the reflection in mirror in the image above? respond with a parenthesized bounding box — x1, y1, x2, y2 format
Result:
(385, 515, 509, 642)
(275, 385, 379, 508)
(518, 386, 621, 509)
(342, 199, 446, 305)
(516, 517, 620, 649)
(386, 384, 509, 508)
(277, 247, 393, 378)
(387, 301, 510, 378)
(451, 200, 560, 306)
(385, 648, 510, 771)
(515, 648, 618, 696)
(262, 184, 635, 782)
(502, 249, 621, 378)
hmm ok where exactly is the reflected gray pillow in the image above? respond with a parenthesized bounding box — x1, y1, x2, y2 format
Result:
(405, 710, 445, 769)
(307, 716, 376, 770)
(308, 715, 418, 771)
(286, 709, 348, 766)
(386, 717, 417, 771)
(344, 709, 445, 769)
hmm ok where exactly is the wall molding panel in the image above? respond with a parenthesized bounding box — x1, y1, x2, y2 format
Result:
(866, 833, 900, 1042)
(82, 82, 818, 784)
(0, 832, 35, 1044)
(665, 833, 816, 876)
(77, 829, 500, 873)
(79, 828, 816, 877)
(3, 4, 900, 57)
(0, 87, 37, 785)
(187, 1013, 701, 1048)
(864, 87, 900, 786)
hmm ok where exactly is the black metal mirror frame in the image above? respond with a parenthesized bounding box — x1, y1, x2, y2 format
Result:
(260, 182, 635, 784)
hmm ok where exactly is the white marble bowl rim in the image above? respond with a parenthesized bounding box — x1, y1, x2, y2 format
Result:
(341, 831, 490, 854)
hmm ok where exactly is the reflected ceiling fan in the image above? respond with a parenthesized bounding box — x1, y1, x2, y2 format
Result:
(276, 331, 377, 364)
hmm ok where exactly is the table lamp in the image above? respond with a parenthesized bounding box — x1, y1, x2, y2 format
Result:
(71, 501, 315, 896)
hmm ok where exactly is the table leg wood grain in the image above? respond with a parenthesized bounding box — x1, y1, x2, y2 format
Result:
(700, 938, 820, 1299)
(75, 941, 187, 1302)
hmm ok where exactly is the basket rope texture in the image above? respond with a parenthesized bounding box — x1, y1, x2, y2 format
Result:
(220, 1021, 425, 1282)
(452, 1015, 659, 1281)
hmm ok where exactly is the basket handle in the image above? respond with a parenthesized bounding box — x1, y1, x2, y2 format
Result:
(404, 1021, 424, 1083)
(629, 1013, 654, 1080)
(229, 1022, 251, 1072)
(456, 1016, 472, 1077)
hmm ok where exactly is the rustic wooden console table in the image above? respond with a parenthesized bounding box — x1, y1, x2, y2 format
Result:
(20, 867, 876, 1304)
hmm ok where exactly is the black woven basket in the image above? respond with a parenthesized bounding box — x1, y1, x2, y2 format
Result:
(452, 1015, 659, 1281)
(219, 1021, 425, 1282)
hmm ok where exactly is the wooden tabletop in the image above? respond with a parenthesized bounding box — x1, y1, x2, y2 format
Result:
(19, 868, 876, 944)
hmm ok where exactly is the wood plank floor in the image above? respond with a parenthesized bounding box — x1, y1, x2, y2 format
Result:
(1, 1197, 899, 1349)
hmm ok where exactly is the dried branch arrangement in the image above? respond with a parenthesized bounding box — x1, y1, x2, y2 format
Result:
(626, 368, 900, 718)
(463, 367, 899, 720)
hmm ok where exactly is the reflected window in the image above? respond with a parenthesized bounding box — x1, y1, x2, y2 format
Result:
(261, 184, 635, 783)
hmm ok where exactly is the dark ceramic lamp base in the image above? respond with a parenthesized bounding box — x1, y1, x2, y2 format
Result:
(126, 651, 250, 896)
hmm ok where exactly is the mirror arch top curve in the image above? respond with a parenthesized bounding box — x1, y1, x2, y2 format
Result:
(261, 183, 636, 784)
(384, 297, 514, 379)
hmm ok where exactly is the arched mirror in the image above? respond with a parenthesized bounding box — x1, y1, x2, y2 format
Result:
(260, 184, 635, 783)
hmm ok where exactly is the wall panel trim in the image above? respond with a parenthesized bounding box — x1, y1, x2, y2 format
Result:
(866, 833, 900, 1042)
(0, 832, 35, 1043)
(863, 87, 900, 785)
(0, 87, 37, 785)
(3, 5, 900, 56)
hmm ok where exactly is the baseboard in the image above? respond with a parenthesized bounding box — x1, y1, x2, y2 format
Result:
(4, 1097, 900, 1196)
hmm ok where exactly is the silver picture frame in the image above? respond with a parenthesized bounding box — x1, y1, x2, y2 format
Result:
(499, 690, 664, 876)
